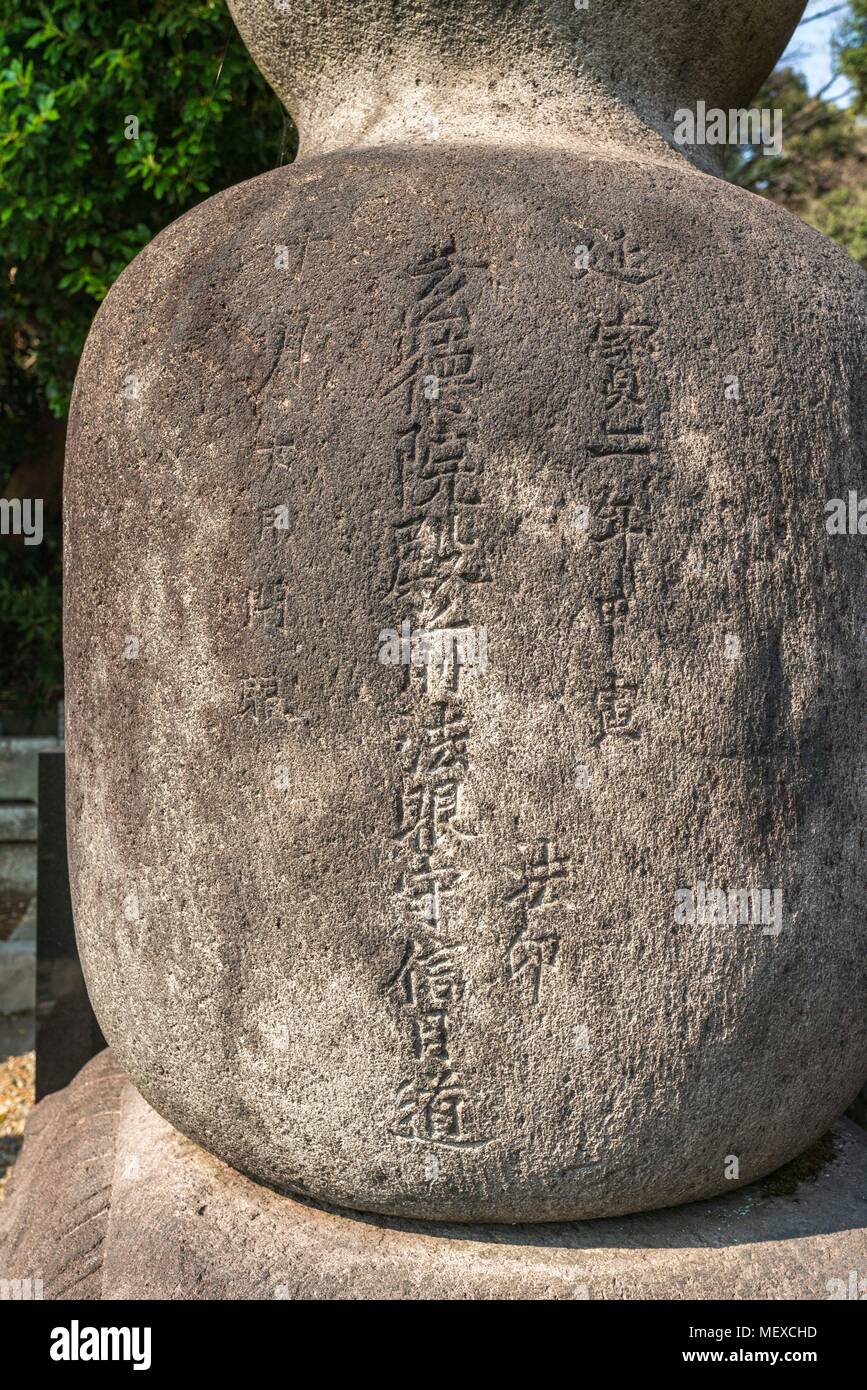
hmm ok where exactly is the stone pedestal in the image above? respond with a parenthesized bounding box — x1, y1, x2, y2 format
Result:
(2, 1052, 865, 1300)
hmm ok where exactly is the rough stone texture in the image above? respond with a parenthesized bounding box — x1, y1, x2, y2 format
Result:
(226, 0, 806, 169)
(0, 1052, 124, 1296)
(1, 1052, 866, 1300)
(63, 0, 867, 1223)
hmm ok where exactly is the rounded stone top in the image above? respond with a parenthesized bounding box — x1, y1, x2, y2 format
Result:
(227, 0, 807, 159)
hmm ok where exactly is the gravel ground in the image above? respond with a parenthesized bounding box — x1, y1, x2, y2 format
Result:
(0, 1046, 34, 1204)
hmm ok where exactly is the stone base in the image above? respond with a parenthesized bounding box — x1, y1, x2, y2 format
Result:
(2, 1051, 866, 1300)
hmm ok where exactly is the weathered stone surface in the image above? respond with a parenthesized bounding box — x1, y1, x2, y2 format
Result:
(1, 1052, 866, 1300)
(63, 0, 867, 1222)
(0, 1053, 124, 1298)
(227, 0, 806, 169)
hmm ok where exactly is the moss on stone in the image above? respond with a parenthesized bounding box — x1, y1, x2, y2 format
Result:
(760, 1132, 836, 1199)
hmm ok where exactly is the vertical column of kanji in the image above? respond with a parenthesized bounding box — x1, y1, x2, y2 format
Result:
(572, 227, 665, 749)
(381, 241, 491, 1170)
(233, 235, 315, 740)
(504, 839, 573, 1006)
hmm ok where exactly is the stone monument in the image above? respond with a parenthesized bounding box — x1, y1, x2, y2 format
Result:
(3, 0, 866, 1296)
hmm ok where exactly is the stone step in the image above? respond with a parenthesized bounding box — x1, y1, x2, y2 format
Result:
(0, 804, 37, 844)
(10, 898, 36, 943)
(0, 938, 35, 1015)
(0, 738, 62, 802)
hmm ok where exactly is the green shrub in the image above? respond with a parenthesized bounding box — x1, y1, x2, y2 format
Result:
(0, 0, 287, 713)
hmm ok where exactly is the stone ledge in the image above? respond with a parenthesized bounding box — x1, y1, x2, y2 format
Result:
(0, 739, 61, 803)
(0, 805, 37, 844)
(0, 941, 35, 1016)
(1, 1051, 865, 1300)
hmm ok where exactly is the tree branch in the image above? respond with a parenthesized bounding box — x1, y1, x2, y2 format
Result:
(800, 4, 846, 23)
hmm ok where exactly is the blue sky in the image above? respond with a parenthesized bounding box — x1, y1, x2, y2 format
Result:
(781, 1, 851, 100)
